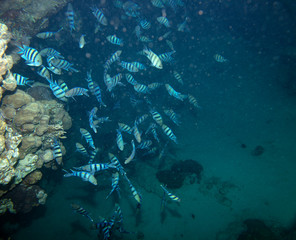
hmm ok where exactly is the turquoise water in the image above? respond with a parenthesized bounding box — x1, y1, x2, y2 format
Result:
(1, 0, 296, 240)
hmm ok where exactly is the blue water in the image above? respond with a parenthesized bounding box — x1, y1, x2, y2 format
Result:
(1, 0, 296, 239)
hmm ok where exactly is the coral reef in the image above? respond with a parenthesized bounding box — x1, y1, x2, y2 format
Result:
(0, 0, 70, 43)
(156, 159, 203, 189)
(0, 23, 17, 102)
(0, 90, 71, 214)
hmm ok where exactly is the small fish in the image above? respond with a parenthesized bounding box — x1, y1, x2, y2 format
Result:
(65, 87, 89, 98)
(138, 35, 152, 43)
(106, 172, 120, 199)
(125, 176, 141, 205)
(164, 109, 181, 126)
(13, 73, 34, 86)
(134, 83, 150, 94)
(116, 129, 125, 151)
(80, 128, 95, 149)
(177, 17, 190, 32)
(214, 54, 228, 62)
(71, 203, 94, 222)
(120, 61, 138, 72)
(37, 65, 51, 81)
(124, 140, 136, 164)
(161, 124, 178, 144)
(118, 123, 132, 134)
(89, 107, 99, 133)
(133, 123, 141, 143)
(166, 40, 175, 51)
(36, 28, 62, 39)
(139, 18, 151, 29)
(188, 94, 200, 108)
(65, 3, 75, 32)
(75, 143, 89, 156)
(91, 6, 107, 26)
(165, 84, 187, 101)
(49, 80, 66, 100)
(137, 140, 152, 150)
(74, 163, 115, 173)
(63, 169, 97, 185)
(40, 48, 64, 59)
(160, 184, 181, 202)
(17, 45, 42, 66)
(150, 110, 163, 126)
(135, 114, 148, 125)
(50, 58, 78, 72)
(108, 153, 126, 176)
(151, 0, 164, 8)
(143, 47, 162, 69)
(88, 148, 99, 164)
(157, 16, 170, 27)
(173, 71, 184, 85)
(131, 62, 146, 70)
(158, 51, 176, 63)
(106, 35, 123, 46)
(52, 138, 63, 165)
(125, 73, 138, 86)
(79, 34, 86, 48)
(148, 82, 162, 90)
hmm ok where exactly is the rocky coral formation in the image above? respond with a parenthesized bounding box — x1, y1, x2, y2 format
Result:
(0, 23, 17, 102)
(0, 0, 70, 44)
(0, 90, 71, 215)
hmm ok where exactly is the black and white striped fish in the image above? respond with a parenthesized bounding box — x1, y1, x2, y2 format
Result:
(17, 45, 42, 66)
(13, 73, 34, 87)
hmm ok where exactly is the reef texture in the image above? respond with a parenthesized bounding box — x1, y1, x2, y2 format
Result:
(0, 90, 71, 215)
(0, 0, 70, 43)
(0, 23, 17, 102)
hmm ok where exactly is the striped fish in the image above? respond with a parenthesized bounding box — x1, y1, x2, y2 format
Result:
(135, 114, 148, 125)
(157, 16, 170, 27)
(50, 58, 78, 72)
(138, 36, 152, 42)
(139, 18, 151, 29)
(13, 73, 34, 87)
(89, 107, 99, 133)
(214, 54, 228, 63)
(120, 61, 138, 72)
(124, 175, 141, 206)
(63, 169, 97, 185)
(40, 48, 64, 59)
(91, 6, 107, 26)
(75, 143, 89, 156)
(108, 153, 126, 176)
(131, 62, 146, 70)
(165, 84, 187, 101)
(143, 47, 162, 69)
(37, 65, 51, 81)
(74, 163, 115, 173)
(188, 94, 200, 108)
(146, 123, 160, 143)
(160, 184, 181, 202)
(17, 45, 42, 66)
(164, 109, 181, 126)
(106, 172, 120, 199)
(137, 140, 152, 150)
(65, 87, 89, 98)
(49, 80, 66, 100)
(118, 123, 132, 134)
(151, 0, 164, 8)
(36, 28, 62, 39)
(80, 128, 95, 149)
(116, 129, 125, 151)
(148, 82, 162, 90)
(125, 73, 138, 86)
(106, 35, 123, 46)
(150, 110, 163, 126)
(71, 203, 93, 222)
(173, 71, 184, 85)
(134, 83, 150, 94)
(52, 139, 63, 165)
(58, 80, 68, 92)
(124, 140, 136, 164)
(88, 148, 99, 164)
(48, 65, 62, 75)
(161, 124, 178, 144)
(86, 70, 94, 93)
(158, 51, 176, 62)
(133, 123, 141, 143)
(65, 3, 75, 32)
